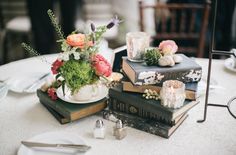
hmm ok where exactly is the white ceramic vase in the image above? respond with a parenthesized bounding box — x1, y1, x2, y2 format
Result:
(71, 84, 100, 101)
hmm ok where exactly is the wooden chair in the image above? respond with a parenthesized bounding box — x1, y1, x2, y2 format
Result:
(139, 0, 211, 58)
(0, 0, 31, 64)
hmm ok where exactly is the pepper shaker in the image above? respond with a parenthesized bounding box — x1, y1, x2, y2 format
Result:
(113, 120, 127, 140)
(93, 120, 106, 139)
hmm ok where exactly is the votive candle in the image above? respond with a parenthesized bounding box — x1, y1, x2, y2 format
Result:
(160, 80, 186, 109)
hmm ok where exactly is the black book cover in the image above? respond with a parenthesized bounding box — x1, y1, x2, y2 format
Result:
(103, 110, 188, 138)
(109, 85, 199, 121)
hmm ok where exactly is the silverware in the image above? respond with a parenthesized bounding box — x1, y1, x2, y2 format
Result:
(21, 141, 91, 152)
(23, 73, 50, 92)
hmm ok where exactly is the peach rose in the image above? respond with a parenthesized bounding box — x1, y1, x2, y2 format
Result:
(66, 33, 93, 48)
(159, 40, 178, 55)
(92, 54, 112, 77)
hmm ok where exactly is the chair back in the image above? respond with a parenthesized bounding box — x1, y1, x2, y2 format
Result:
(0, 0, 27, 26)
(139, 0, 211, 57)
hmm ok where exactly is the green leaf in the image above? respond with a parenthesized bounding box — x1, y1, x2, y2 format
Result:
(55, 74, 61, 80)
(62, 81, 66, 96)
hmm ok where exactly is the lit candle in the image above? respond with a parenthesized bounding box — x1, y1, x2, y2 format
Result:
(160, 80, 186, 109)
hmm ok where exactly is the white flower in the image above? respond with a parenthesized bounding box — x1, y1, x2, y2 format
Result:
(72, 52, 80, 60)
(59, 52, 70, 61)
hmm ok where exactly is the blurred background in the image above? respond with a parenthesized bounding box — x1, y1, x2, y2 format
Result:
(0, 0, 236, 65)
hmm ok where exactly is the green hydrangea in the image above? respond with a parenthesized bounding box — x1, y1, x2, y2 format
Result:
(60, 60, 98, 93)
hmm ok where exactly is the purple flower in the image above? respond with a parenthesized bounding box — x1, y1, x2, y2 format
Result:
(91, 22, 96, 32)
(106, 15, 122, 29)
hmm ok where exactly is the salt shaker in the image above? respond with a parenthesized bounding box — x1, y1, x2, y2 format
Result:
(93, 120, 106, 139)
(113, 120, 127, 140)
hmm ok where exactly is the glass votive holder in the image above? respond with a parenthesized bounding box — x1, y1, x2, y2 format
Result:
(160, 80, 186, 109)
(126, 32, 150, 62)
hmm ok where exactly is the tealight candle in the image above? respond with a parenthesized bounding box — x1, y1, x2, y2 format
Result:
(160, 80, 186, 109)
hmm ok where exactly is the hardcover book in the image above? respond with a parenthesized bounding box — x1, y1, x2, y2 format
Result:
(103, 110, 188, 138)
(109, 85, 198, 123)
(42, 102, 70, 124)
(122, 54, 202, 85)
(37, 90, 108, 122)
(122, 81, 198, 100)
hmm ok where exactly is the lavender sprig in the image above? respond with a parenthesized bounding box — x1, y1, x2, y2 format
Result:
(90, 22, 96, 44)
(91, 22, 96, 32)
(106, 15, 122, 29)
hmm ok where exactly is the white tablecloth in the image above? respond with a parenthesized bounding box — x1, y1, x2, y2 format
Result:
(0, 55, 236, 155)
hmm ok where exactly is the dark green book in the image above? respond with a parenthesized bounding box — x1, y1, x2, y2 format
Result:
(122, 54, 202, 85)
(109, 85, 198, 124)
(41, 101, 70, 124)
(37, 90, 108, 121)
(103, 110, 188, 138)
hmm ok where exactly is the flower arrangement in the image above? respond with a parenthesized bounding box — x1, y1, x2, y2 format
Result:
(144, 40, 183, 67)
(22, 10, 121, 100)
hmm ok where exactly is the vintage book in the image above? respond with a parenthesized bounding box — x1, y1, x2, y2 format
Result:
(109, 85, 199, 122)
(37, 90, 108, 121)
(41, 101, 70, 124)
(103, 110, 188, 138)
(122, 54, 202, 85)
(122, 81, 198, 100)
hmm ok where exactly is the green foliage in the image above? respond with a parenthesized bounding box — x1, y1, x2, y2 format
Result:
(92, 26, 107, 44)
(61, 40, 70, 52)
(21, 43, 50, 64)
(144, 48, 162, 66)
(47, 9, 64, 40)
(60, 60, 98, 93)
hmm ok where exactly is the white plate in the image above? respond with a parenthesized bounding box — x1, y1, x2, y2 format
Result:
(18, 131, 87, 155)
(224, 58, 236, 73)
(6, 73, 51, 93)
(56, 85, 108, 104)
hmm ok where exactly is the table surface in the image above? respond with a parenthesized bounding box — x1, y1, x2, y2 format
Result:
(0, 55, 236, 155)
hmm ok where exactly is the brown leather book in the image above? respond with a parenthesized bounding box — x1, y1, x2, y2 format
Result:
(122, 81, 198, 100)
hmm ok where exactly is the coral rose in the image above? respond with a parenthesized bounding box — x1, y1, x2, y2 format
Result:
(92, 54, 112, 77)
(159, 40, 178, 55)
(66, 33, 93, 48)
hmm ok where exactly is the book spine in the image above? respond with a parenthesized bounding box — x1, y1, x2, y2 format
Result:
(108, 97, 175, 126)
(122, 82, 197, 100)
(102, 110, 169, 138)
(122, 59, 201, 85)
(134, 69, 202, 85)
(37, 91, 71, 120)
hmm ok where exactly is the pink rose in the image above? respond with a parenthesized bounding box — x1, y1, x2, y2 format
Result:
(47, 87, 57, 100)
(51, 59, 64, 74)
(92, 54, 112, 77)
(159, 40, 178, 55)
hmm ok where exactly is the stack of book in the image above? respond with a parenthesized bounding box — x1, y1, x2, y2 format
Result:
(105, 54, 201, 138)
(37, 90, 108, 124)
